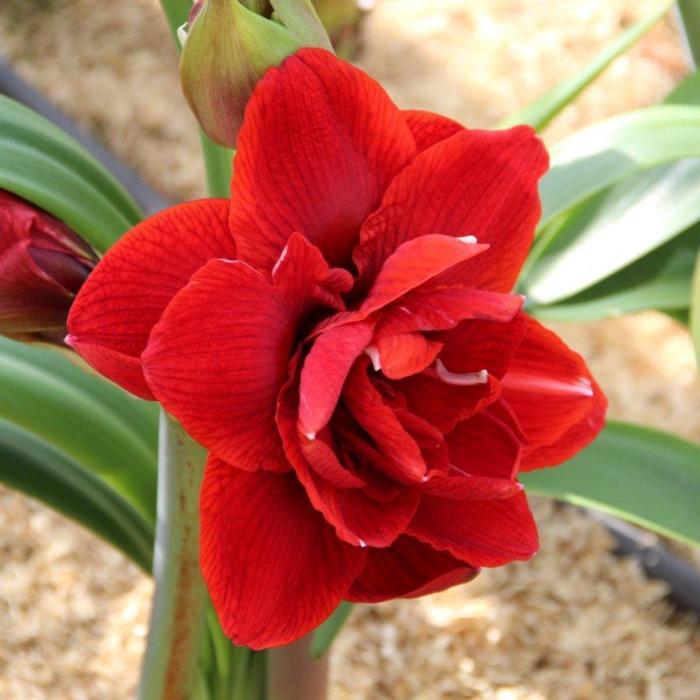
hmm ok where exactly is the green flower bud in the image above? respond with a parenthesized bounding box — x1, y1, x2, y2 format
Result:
(180, 0, 332, 148)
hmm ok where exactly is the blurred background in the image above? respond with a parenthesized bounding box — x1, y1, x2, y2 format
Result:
(1, 1, 699, 698)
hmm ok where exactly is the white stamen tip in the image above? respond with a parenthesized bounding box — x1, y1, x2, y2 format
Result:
(359, 539, 368, 548)
(305, 431, 316, 441)
(271, 244, 289, 277)
(435, 359, 488, 387)
(458, 235, 478, 244)
(364, 345, 382, 371)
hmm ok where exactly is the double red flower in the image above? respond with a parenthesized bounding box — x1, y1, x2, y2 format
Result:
(67, 49, 606, 649)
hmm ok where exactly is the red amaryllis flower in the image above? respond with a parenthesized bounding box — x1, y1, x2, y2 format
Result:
(67, 49, 606, 649)
(0, 190, 96, 343)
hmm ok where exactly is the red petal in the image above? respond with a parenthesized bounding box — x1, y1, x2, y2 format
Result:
(272, 232, 352, 314)
(360, 234, 488, 314)
(394, 408, 444, 449)
(408, 491, 539, 567)
(347, 535, 478, 603)
(302, 436, 366, 488)
(396, 372, 501, 434)
(354, 126, 548, 292)
(142, 259, 295, 471)
(522, 380, 607, 470)
(200, 457, 365, 649)
(376, 287, 523, 337)
(374, 332, 443, 380)
(230, 48, 416, 271)
(298, 321, 375, 437)
(501, 316, 607, 471)
(67, 199, 234, 399)
(402, 110, 464, 152)
(0, 191, 89, 335)
(343, 359, 427, 484)
(438, 313, 527, 379)
(308, 282, 515, 346)
(278, 375, 420, 547)
(423, 472, 522, 500)
(446, 406, 525, 480)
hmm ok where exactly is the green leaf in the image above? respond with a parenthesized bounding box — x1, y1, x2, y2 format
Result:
(310, 601, 353, 659)
(0, 338, 158, 522)
(0, 95, 142, 252)
(537, 105, 700, 232)
(678, 0, 700, 67)
(665, 68, 700, 106)
(499, 0, 675, 131)
(522, 421, 700, 547)
(158, 0, 193, 42)
(690, 245, 700, 368)
(0, 418, 153, 569)
(520, 105, 700, 321)
(523, 158, 700, 304)
(664, 307, 690, 325)
(528, 222, 700, 321)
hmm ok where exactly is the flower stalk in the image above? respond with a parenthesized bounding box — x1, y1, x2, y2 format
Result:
(137, 411, 208, 700)
(267, 635, 329, 700)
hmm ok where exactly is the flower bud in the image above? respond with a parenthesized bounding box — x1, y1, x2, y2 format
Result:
(0, 190, 97, 344)
(180, 0, 332, 148)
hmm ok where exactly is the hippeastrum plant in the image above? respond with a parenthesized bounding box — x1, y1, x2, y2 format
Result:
(67, 48, 606, 650)
(4, 1, 700, 699)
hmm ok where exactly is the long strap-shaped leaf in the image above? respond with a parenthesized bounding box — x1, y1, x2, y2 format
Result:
(528, 222, 700, 321)
(499, 0, 675, 131)
(524, 157, 700, 304)
(537, 104, 700, 233)
(0, 338, 158, 522)
(522, 421, 700, 548)
(0, 95, 142, 252)
(691, 246, 700, 367)
(520, 105, 700, 312)
(0, 418, 153, 569)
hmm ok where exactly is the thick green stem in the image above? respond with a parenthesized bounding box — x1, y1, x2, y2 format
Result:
(199, 133, 234, 198)
(266, 635, 329, 700)
(678, 0, 700, 67)
(137, 412, 208, 700)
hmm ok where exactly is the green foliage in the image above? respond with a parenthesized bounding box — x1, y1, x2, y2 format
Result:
(523, 158, 700, 305)
(0, 338, 158, 521)
(523, 422, 700, 547)
(311, 602, 353, 659)
(678, 0, 700, 66)
(0, 418, 153, 570)
(690, 247, 700, 367)
(529, 223, 700, 321)
(521, 102, 700, 319)
(665, 68, 700, 106)
(0, 96, 142, 252)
